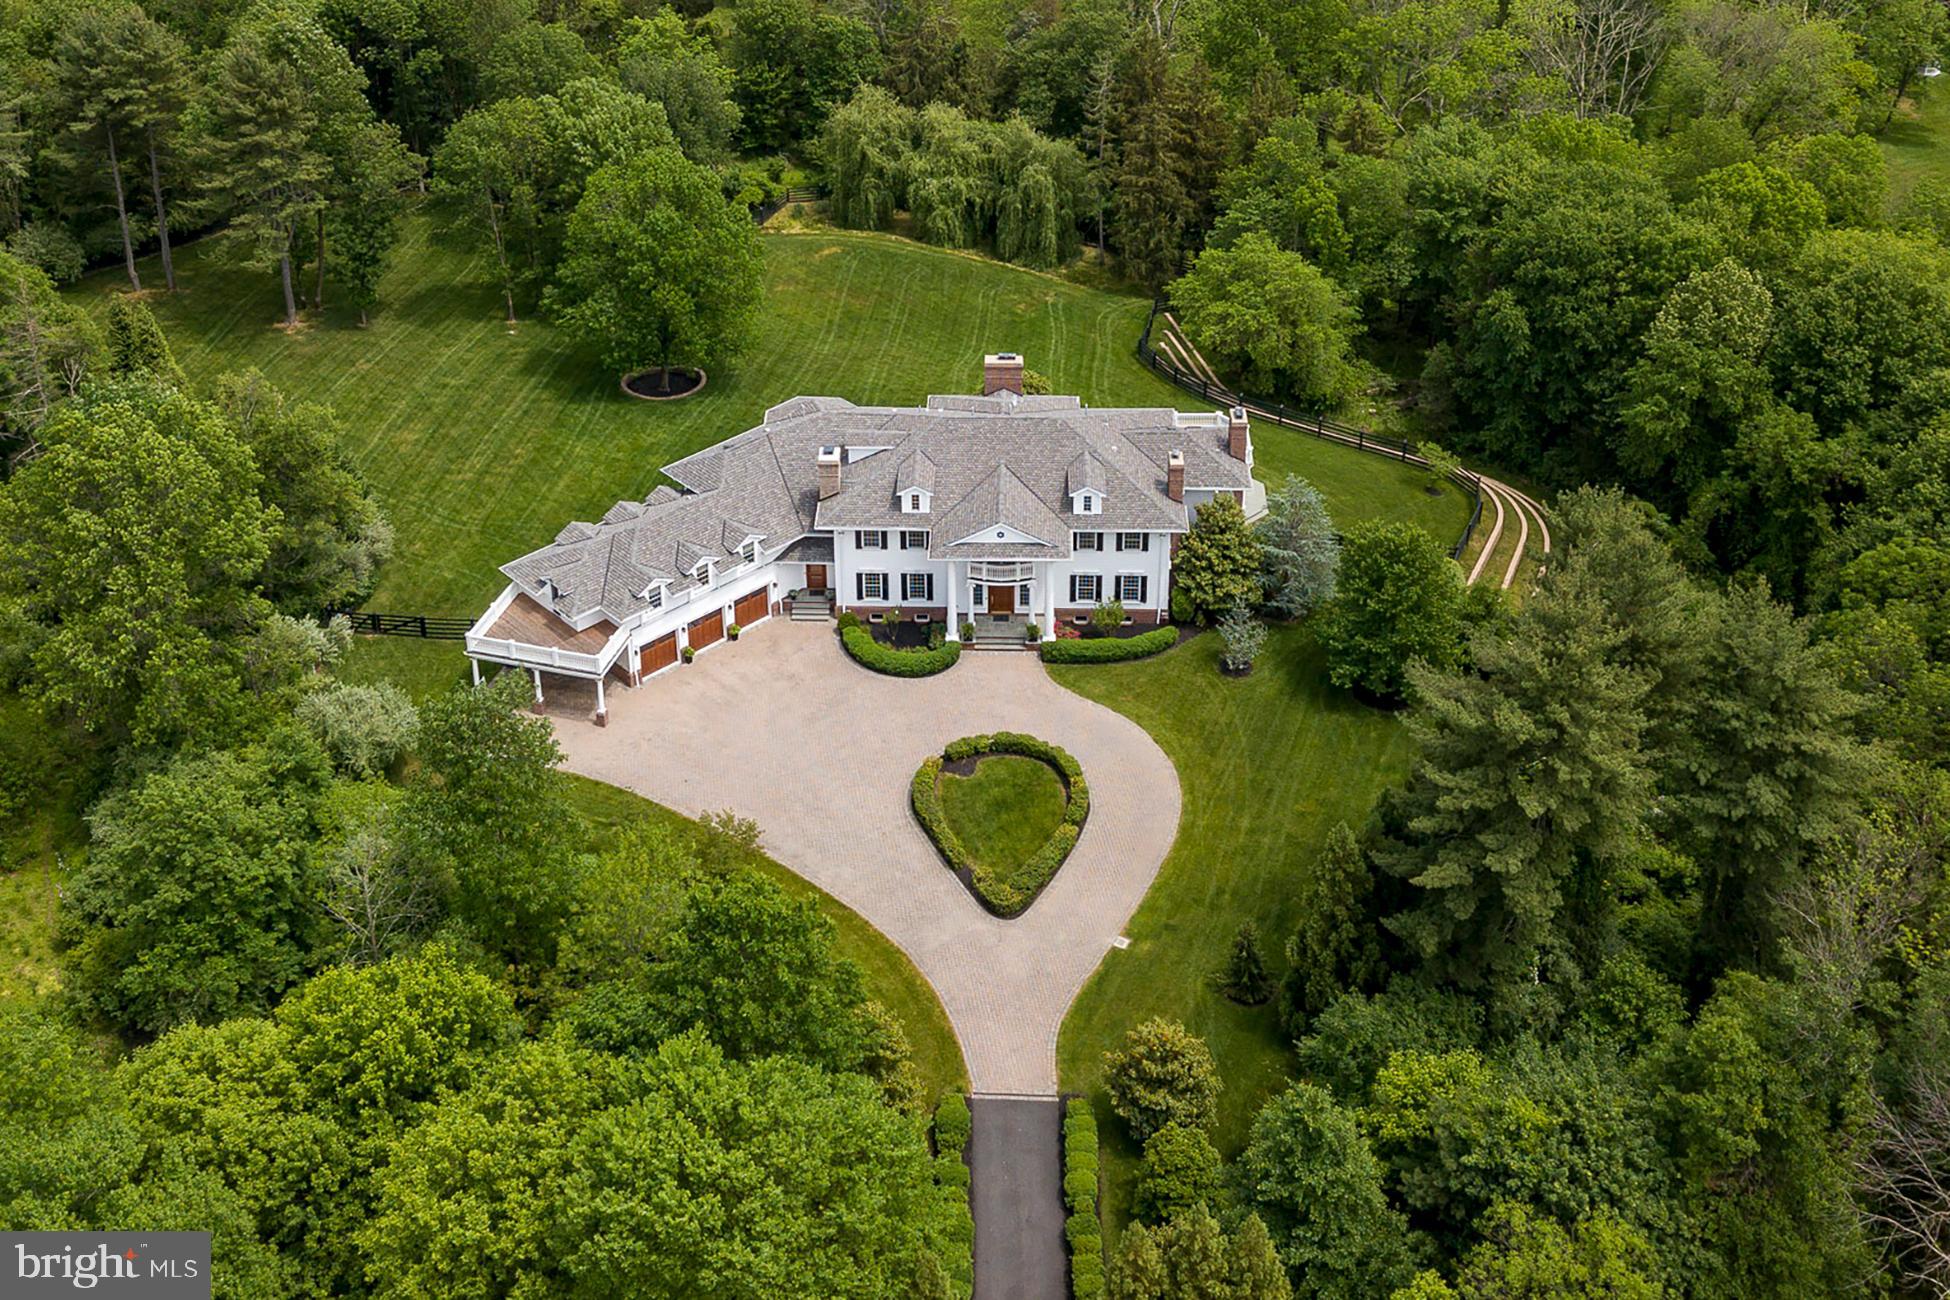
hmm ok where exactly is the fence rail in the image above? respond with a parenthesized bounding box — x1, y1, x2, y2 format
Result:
(1137, 302, 1484, 561)
(330, 610, 473, 640)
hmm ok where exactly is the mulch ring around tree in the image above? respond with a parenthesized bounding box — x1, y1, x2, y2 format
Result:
(1052, 620, 1201, 648)
(621, 367, 707, 400)
(910, 733, 1091, 919)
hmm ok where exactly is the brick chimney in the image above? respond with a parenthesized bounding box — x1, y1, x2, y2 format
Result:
(1227, 406, 1250, 462)
(1167, 449, 1184, 502)
(983, 353, 1025, 396)
(817, 445, 843, 499)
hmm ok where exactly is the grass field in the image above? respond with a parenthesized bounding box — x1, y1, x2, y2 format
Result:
(1881, 79, 1950, 210)
(73, 218, 1469, 622)
(562, 773, 968, 1103)
(938, 754, 1067, 874)
(1049, 624, 1416, 1240)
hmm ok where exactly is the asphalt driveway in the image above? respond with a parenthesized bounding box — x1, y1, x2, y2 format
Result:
(549, 617, 1183, 1096)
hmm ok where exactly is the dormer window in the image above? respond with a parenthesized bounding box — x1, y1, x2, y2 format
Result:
(1071, 490, 1101, 515)
(743, 538, 761, 564)
(902, 490, 931, 513)
(646, 587, 664, 610)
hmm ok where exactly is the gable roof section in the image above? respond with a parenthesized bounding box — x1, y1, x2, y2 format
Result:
(936, 462, 1067, 556)
(895, 450, 936, 497)
(1066, 451, 1104, 497)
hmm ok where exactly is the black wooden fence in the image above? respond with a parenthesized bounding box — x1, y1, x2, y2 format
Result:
(1137, 302, 1485, 561)
(329, 610, 473, 640)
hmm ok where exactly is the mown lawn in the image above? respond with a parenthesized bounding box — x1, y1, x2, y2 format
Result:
(72, 217, 1469, 626)
(1881, 79, 1950, 210)
(938, 754, 1067, 875)
(1049, 624, 1417, 1241)
(563, 773, 969, 1104)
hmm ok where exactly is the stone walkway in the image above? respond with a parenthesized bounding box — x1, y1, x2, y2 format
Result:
(549, 618, 1182, 1096)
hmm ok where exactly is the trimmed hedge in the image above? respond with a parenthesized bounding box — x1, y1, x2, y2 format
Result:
(1039, 625, 1179, 664)
(936, 1093, 975, 1298)
(912, 733, 1090, 916)
(842, 624, 961, 676)
(1063, 1098, 1103, 1299)
(935, 1091, 972, 1156)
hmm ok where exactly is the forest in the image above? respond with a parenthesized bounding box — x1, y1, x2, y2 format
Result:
(2, 0, 1949, 1294)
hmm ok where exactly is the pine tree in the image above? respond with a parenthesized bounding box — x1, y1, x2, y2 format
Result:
(1371, 557, 1654, 990)
(1229, 1215, 1294, 1300)
(1281, 822, 1382, 1033)
(103, 297, 182, 385)
(45, 6, 152, 291)
(196, 12, 368, 327)
(1221, 921, 1273, 1004)
(1108, 31, 1192, 292)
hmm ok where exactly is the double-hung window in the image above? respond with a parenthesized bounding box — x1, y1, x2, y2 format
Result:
(1070, 573, 1102, 603)
(858, 572, 889, 601)
(855, 530, 887, 550)
(1117, 574, 1148, 604)
(901, 572, 935, 601)
(1074, 531, 1103, 552)
(901, 530, 928, 550)
(1115, 531, 1148, 552)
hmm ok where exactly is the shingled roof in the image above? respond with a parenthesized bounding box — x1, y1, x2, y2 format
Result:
(497, 388, 1252, 625)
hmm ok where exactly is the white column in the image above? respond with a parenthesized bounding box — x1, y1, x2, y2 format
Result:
(470, 658, 481, 687)
(1042, 569, 1057, 640)
(529, 667, 544, 711)
(946, 562, 960, 639)
(594, 674, 606, 721)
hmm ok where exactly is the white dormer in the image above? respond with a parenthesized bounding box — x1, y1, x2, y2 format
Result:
(902, 489, 932, 513)
(1071, 489, 1102, 515)
(637, 579, 670, 610)
(1066, 451, 1106, 516)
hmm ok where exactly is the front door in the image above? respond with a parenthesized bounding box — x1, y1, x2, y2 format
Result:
(805, 564, 827, 593)
(988, 583, 1015, 615)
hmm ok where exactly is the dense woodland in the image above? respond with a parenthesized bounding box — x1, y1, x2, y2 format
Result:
(3, 0, 1950, 1294)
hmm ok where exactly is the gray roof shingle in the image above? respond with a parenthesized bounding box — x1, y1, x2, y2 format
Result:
(498, 388, 1253, 624)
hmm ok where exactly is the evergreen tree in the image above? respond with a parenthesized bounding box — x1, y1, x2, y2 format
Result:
(323, 119, 419, 324)
(1173, 495, 1263, 619)
(1221, 921, 1273, 1004)
(1678, 582, 1873, 966)
(1257, 474, 1339, 619)
(195, 10, 371, 327)
(103, 297, 183, 385)
(1108, 31, 1193, 292)
(1281, 822, 1383, 1033)
(1372, 553, 1654, 989)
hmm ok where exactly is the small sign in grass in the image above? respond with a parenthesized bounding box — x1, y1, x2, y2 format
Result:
(911, 732, 1090, 917)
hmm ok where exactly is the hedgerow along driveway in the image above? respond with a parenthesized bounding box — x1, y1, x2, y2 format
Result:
(549, 619, 1182, 1096)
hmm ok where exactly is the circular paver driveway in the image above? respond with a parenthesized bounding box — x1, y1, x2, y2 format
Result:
(550, 619, 1182, 1096)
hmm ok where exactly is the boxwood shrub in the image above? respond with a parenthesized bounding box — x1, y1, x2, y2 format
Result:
(912, 734, 1090, 917)
(935, 1091, 972, 1156)
(1063, 1098, 1103, 1299)
(935, 1093, 975, 1297)
(842, 624, 961, 676)
(1039, 625, 1178, 664)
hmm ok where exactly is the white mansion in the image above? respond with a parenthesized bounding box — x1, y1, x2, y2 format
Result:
(465, 355, 1263, 718)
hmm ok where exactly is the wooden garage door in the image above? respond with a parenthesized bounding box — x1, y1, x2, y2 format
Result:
(689, 609, 724, 649)
(734, 588, 768, 627)
(638, 633, 676, 676)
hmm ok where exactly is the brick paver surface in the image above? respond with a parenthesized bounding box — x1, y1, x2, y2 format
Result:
(549, 618, 1182, 1096)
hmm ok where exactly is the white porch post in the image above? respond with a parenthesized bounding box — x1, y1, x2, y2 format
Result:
(594, 673, 607, 726)
(529, 667, 544, 713)
(1042, 569, 1057, 640)
(946, 561, 960, 640)
(470, 658, 481, 687)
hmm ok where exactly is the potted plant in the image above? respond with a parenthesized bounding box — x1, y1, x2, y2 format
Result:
(1024, 622, 1041, 642)
(728, 623, 741, 641)
(682, 644, 697, 664)
(960, 621, 975, 641)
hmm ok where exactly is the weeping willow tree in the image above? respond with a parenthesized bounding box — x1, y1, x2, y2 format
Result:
(817, 87, 1091, 268)
(993, 119, 1093, 269)
(818, 86, 914, 230)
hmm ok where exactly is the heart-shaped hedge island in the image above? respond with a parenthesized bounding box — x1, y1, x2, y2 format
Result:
(910, 732, 1090, 917)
